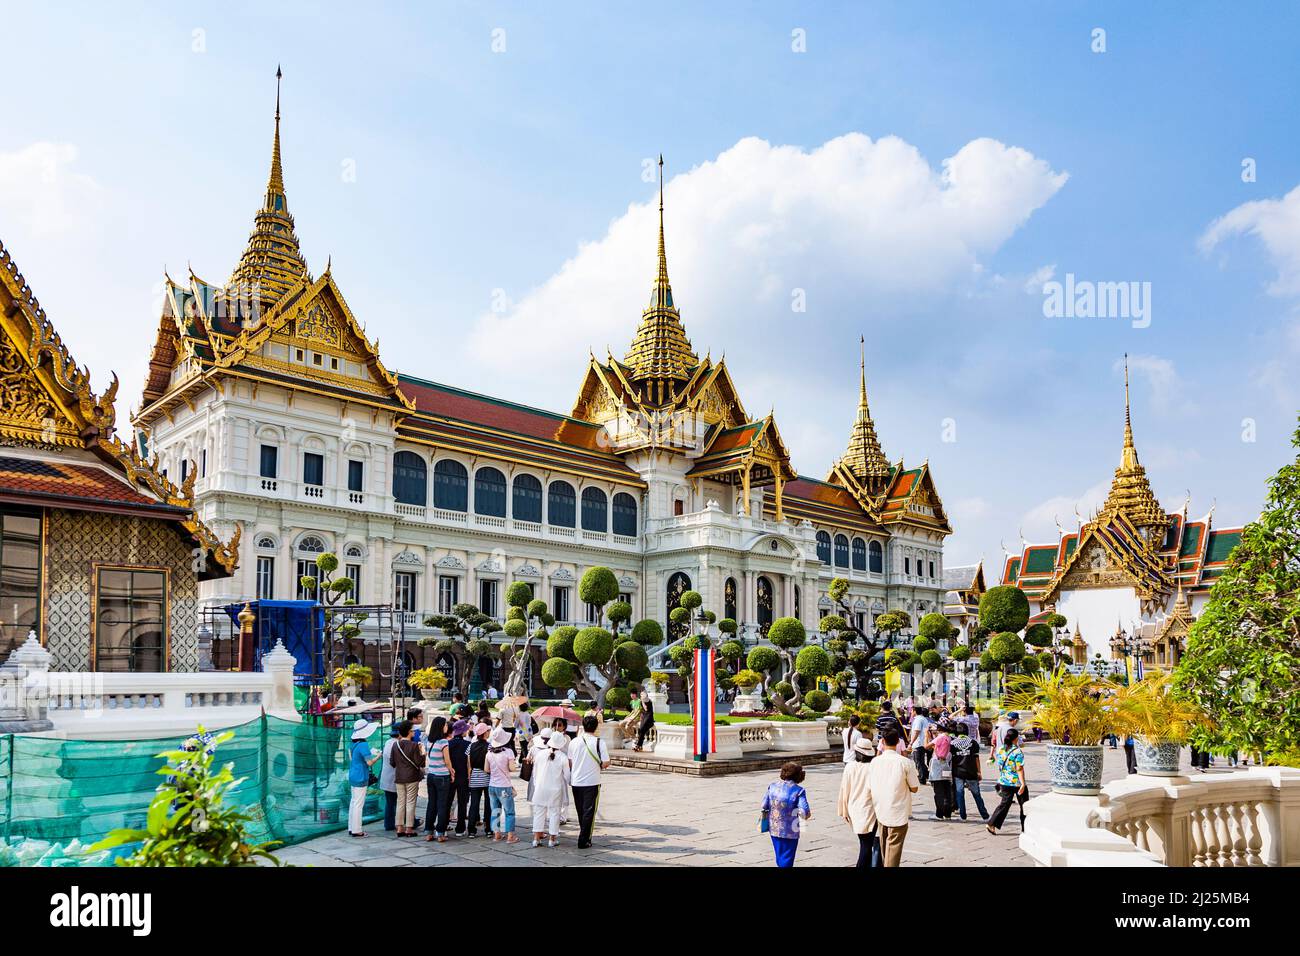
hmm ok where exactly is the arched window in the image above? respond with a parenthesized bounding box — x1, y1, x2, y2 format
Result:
(666, 571, 692, 639)
(834, 534, 850, 568)
(512, 474, 543, 523)
(756, 576, 774, 634)
(581, 487, 607, 532)
(816, 531, 832, 564)
(256, 535, 277, 550)
(547, 481, 575, 527)
(433, 459, 468, 511)
(611, 492, 638, 537)
(297, 535, 326, 554)
(852, 537, 867, 571)
(724, 577, 738, 622)
(473, 466, 507, 517)
(392, 451, 427, 506)
(868, 540, 884, 574)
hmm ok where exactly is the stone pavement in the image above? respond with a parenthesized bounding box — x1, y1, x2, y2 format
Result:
(274, 742, 1205, 868)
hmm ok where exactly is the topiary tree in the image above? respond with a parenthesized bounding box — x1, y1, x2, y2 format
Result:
(537, 567, 650, 708)
(423, 601, 504, 697)
(746, 645, 781, 696)
(766, 616, 811, 715)
(302, 552, 368, 682)
(804, 689, 832, 713)
(719, 640, 744, 665)
(819, 582, 908, 698)
(498, 581, 549, 697)
(1175, 419, 1300, 766)
(630, 618, 664, 647)
(912, 634, 936, 654)
(1024, 622, 1053, 649)
(917, 612, 951, 647)
(989, 631, 1026, 684)
(604, 685, 632, 711)
(920, 648, 944, 672)
(950, 644, 972, 663)
(717, 617, 738, 637)
(979, 585, 1031, 635)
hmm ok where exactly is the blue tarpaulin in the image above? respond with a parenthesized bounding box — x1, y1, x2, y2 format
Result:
(222, 600, 324, 678)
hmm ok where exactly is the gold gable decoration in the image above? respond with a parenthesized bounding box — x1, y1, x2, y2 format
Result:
(0, 236, 240, 576)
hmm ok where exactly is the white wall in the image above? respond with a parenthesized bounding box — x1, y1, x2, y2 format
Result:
(1055, 586, 1143, 659)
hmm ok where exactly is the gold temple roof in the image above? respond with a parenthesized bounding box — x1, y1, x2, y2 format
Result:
(226, 67, 309, 315)
(622, 156, 698, 393)
(1098, 356, 1169, 531)
(833, 336, 891, 488)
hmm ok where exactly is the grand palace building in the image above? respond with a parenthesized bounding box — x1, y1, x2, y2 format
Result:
(998, 364, 1242, 672)
(124, 84, 952, 681)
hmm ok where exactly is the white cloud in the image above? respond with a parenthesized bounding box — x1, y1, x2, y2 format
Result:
(1023, 263, 1056, 294)
(1018, 480, 1110, 545)
(1200, 184, 1300, 298)
(462, 133, 1068, 378)
(1118, 353, 1193, 416)
(0, 142, 102, 237)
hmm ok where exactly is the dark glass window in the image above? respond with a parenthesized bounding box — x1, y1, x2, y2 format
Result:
(392, 451, 427, 506)
(581, 487, 607, 532)
(302, 452, 324, 486)
(94, 568, 167, 672)
(852, 537, 867, 571)
(612, 492, 638, 537)
(348, 459, 363, 492)
(259, 444, 278, 479)
(0, 510, 41, 659)
(548, 481, 576, 527)
(724, 577, 737, 622)
(869, 540, 884, 573)
(512, 474, 543, 523)
(816, 531, 832, 564)
(256, 557, 275, 601)
(474, 467, 507, 517)
(834, 534, 850, 568)
(433, 459, 468, 511)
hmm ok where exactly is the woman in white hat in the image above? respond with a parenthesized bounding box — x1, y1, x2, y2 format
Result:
(347, 718, 381, 837)
(486, 726, 519, 843)
(529, 732, 571, 848)
(526, 727, 552, 805)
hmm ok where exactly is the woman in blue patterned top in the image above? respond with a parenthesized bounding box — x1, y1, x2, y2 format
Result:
(761, 762, 812, 867)
(986, 727, 1027, 834)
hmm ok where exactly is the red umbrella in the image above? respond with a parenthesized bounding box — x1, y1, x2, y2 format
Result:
(532, 705, 582, 726)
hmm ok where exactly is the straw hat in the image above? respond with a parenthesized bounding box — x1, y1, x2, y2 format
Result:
(351, 719, 379, 741)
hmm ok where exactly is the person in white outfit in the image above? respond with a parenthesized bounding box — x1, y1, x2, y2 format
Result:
(530, 732, 571, 847)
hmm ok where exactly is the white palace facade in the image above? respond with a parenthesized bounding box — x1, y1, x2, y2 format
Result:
(131, 89, 952, 673)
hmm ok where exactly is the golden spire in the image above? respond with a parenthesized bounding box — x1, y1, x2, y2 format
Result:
(836, 336, 891, 488)
(623, 154, 698, 398)
(227, 65, 308, 316)
(1100, 354, 1169, 533)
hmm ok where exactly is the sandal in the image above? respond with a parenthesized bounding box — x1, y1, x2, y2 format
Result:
(505, 834, 520, 844)
(985, 825, 997, 835)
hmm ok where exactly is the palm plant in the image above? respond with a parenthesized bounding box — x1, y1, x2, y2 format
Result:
(1113, 672, 1208, 744)
(1003, 666, 1122, 746)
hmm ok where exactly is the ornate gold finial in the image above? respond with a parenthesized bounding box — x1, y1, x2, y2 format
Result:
(623, 154, 698, 397)
(1099, 354, 1168, 534)
(226, 65, 308, 315)
(834, 335, 891, 490)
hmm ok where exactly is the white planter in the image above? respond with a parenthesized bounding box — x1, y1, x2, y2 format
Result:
(771, 720, 830, 753)
(732, 690, 763, 712)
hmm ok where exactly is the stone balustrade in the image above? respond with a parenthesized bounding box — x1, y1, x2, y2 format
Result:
(626, 717, 838, 761)
(25, 641, 301, 740)
(1020, 766, 1300, 867)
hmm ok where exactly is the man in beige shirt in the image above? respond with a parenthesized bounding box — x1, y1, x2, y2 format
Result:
(866, 728, 920, 866)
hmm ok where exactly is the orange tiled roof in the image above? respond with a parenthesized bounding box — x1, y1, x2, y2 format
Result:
(0, 455, 186, 516)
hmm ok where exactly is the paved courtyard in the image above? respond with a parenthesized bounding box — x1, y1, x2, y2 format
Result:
(276, 741, 1210, 868)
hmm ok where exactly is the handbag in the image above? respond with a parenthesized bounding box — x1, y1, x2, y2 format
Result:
(759, 812, 770, 834)
(520, 759, 533, 782)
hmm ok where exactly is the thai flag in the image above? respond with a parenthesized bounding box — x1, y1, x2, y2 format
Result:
(693, 646, 717, 756)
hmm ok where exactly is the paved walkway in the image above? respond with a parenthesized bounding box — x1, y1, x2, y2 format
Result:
(274, 742, 1210, 867)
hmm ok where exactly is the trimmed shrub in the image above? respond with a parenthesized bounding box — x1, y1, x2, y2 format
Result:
(547, 625, 579, 662)
(505, 581, 533, 608)
(747, 646, 780, 675)
(890, 650, 917, 672)
(920, 649, 943, 671)
(805, 690, 832, 713)
(978, 650, 997, 672)
(733, 669, 764, 689)
(540, 657, 575, 688)
(989, 631, 1027, 665)
(979, 585, 1031, 634)
(614, 641, 648, 672)
(578, 567, 620, 607)
(605, 686, 631, 711)
(505, 606, 525, 622)
(502, 618, 527, 639)
(669, 607, 690, 624)
(630, 619, 664, 646)
(719, 640, 744, 661)
(679, 589, 703, 611)
(573, 627, 615, 665)
(912, 635, 936, 654)
(917, 612, 951, 644)
(717, 618, 738, 635)
(795, 645, 832, 678)
(819, 614, 847, 634)
(526, 598, 548, 620)
(767, 616, 806, 649)
(1024, 622, 1054, 648)
(606, 600, 633, 625)
(772, 680, 795, 700)
(950, 644, 972, 662)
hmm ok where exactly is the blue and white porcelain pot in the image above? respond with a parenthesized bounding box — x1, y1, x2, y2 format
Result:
(1046, 743, 1105, 795)
(1135, 739, 1182, 777)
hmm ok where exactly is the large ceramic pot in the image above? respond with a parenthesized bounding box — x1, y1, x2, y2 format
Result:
(419, 688, 438, 701)
(1135, 739, 1182, 777)
(1046, 743, 1105, 795)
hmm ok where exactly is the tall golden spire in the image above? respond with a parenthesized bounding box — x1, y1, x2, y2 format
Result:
(836, 336, 891, 488)
(1100, 354, 1169, 533)
(227, 65, 308, 316)
(623, 155, 698, 400)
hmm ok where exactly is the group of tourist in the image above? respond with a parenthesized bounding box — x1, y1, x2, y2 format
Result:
(761, 697, 1032, 867)
(346, 693, 612, 850)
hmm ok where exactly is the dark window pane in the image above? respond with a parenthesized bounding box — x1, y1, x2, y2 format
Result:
(260, 444, 278, 479)
(393, 451, 428, 506)
(512, 474, 543, 523)
(612, 492, 638, 537)
(581, 487, 607, 532)
(433, 459, 468, 511)
(348, 459, 364, 492)
(816, 531, 832, 564)
(303, 452, 324, 486)
(474, 467, 507, 517)
(548, 481, 575, 528)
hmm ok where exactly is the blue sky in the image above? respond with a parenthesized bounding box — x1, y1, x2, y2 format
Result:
(3, 2, 1298, 569)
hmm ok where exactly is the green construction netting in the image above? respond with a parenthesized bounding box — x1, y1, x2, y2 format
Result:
(0, 714, 386, 866)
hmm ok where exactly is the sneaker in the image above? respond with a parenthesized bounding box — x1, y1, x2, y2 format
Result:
(548, 838, 558, 848)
